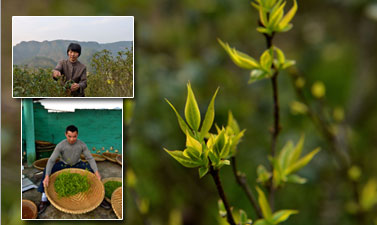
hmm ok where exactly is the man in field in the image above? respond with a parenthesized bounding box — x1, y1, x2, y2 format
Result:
(52, 43, 87, 97)
(37, 125, 110, 214)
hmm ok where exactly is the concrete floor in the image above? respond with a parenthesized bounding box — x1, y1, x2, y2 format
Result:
(22, 160, 123, 219)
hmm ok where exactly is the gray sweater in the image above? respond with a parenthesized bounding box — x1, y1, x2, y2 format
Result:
(45, 139, 98, 176)
(53, 59, 87, 97)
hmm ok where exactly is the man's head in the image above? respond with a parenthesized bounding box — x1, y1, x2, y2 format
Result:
(67, 43, 81, 63)
(65, 125, 78, 144)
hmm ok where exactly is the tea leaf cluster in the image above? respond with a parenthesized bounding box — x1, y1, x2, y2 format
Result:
(54, 171, 90, 198)
(104, 181, 122, 199)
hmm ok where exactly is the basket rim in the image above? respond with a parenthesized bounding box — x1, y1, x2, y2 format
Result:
(116, 155, 122, 166)
(102, 152, 120, 163)
(45, 168, 104, 214)
(102, 177, 122, 202)
(111, 187, 122, 219)
(22, 199, 38, 219)
(80, 153, 106, 162)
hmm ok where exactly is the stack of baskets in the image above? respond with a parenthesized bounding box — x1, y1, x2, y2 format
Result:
(35, 140, 56, 159)
(102, 177, 123, 219)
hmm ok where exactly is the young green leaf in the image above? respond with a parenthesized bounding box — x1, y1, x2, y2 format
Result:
(209, 150, 220, 166)
(227, 111, 240, 134)
(218, 39, 260, 69)
(183, 147, 201, 161)
(282, 60, 295, 69)
(273, 46, 286, 68)
(269, 2, 286, 29)
(286, 147, 321, 174)
(278, 0, 297, 32)
(271, 209, 298, 224)
(186, 131, 202, 154)
(249, 69, 268, 84)
(164, 149, 202, 168)
(239, 210, 252, 225)
(257, 165, 272, 184)
(288, 135, 305, 166)
(229, 130, 246, 156)
(259, 5, 268, 26)
(185, 83, 201, 131)
(286, 174, 307, 184)
(165, 99, 193, 136)
(278, 140, 294, 171)
(256, 186, 272, 220)
(200, 87, 219, 138)
(213, 129, 226, 156)
(260, 49, 273, 71)
(199, 166, 209, 178)
(218, 199, 227, 217)
(256, 27, 270, 34)
(253, 219, 270, 225)
(207, 134, 215, 149)
(272, 158, 284, 188)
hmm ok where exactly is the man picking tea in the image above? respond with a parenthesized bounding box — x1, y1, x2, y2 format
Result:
(52, 43, 87, 97)
(37, 125, 109, 214)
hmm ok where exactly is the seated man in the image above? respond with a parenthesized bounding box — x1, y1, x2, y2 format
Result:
(52, 43, 87, 97)
(37, 125, 109, 214)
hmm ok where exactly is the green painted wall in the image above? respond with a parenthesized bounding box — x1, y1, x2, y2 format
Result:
(32, 102, 122, 155)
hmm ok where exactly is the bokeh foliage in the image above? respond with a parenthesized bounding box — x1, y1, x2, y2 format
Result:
(2, 0, 377, 225)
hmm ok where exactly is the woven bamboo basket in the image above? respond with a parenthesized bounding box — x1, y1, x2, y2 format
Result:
(45, 168, 104, 214)
(80, 154, 106, 162)
(111, 187, 122, 219)
(102, 177, 122, 202)
(33, 158, 60, 170)
(102, 152, 120, 163)
(116, 155, 122, 166)
(22, 199, 37, 219)
(35, 140, 55, 146)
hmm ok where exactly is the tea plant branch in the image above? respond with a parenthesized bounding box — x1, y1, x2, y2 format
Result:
(209, 164, 236, 225)
(289, 71, 350, 168)
(289, 71, 371, 222)
(231, 157, 263, 218)
(263, 29, 282, 209)
(270, 71, 281, 158)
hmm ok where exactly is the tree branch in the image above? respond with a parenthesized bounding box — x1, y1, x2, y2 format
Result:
(209, 165, 236, 225)
(231, 157, 263, 218)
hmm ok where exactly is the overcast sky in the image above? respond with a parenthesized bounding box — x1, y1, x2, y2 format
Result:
(37, 99, 123, 112)
(13, 16, 133, 46)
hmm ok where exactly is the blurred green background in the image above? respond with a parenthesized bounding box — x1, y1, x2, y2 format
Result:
(2, 0, 377, 224)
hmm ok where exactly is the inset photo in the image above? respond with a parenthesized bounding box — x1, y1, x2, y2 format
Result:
(21, 99, 123, 220)
(13, 16, 134, 98)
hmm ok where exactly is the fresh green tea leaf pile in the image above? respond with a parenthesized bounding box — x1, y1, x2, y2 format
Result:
(104, 181, 122, 199)
(54, 171, 90, 198)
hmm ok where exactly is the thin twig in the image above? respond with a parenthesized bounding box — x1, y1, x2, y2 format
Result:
(289, 71, 350, 168)
(209, 165, 236, 225)
(289, 70, 369, 222)
(264, 32, 281, 210)
(268, 71, 281, 210)
(231, 157, 263, 218)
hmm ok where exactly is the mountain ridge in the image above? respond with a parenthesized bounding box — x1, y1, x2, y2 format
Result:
(13, 40, 132, 72)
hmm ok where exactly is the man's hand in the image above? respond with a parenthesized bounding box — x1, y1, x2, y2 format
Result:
(53, 70, 61, 79)
(43, 175, 50, 188)
(95, 171, 101, 180)
(71, 83, 80, 92)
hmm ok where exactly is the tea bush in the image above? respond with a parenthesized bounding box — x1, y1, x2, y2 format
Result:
(13, 47, 133, 97)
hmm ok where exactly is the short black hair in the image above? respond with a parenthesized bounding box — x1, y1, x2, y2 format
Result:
(67, 43, 81, 56)
(66, 125, 78, 133)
